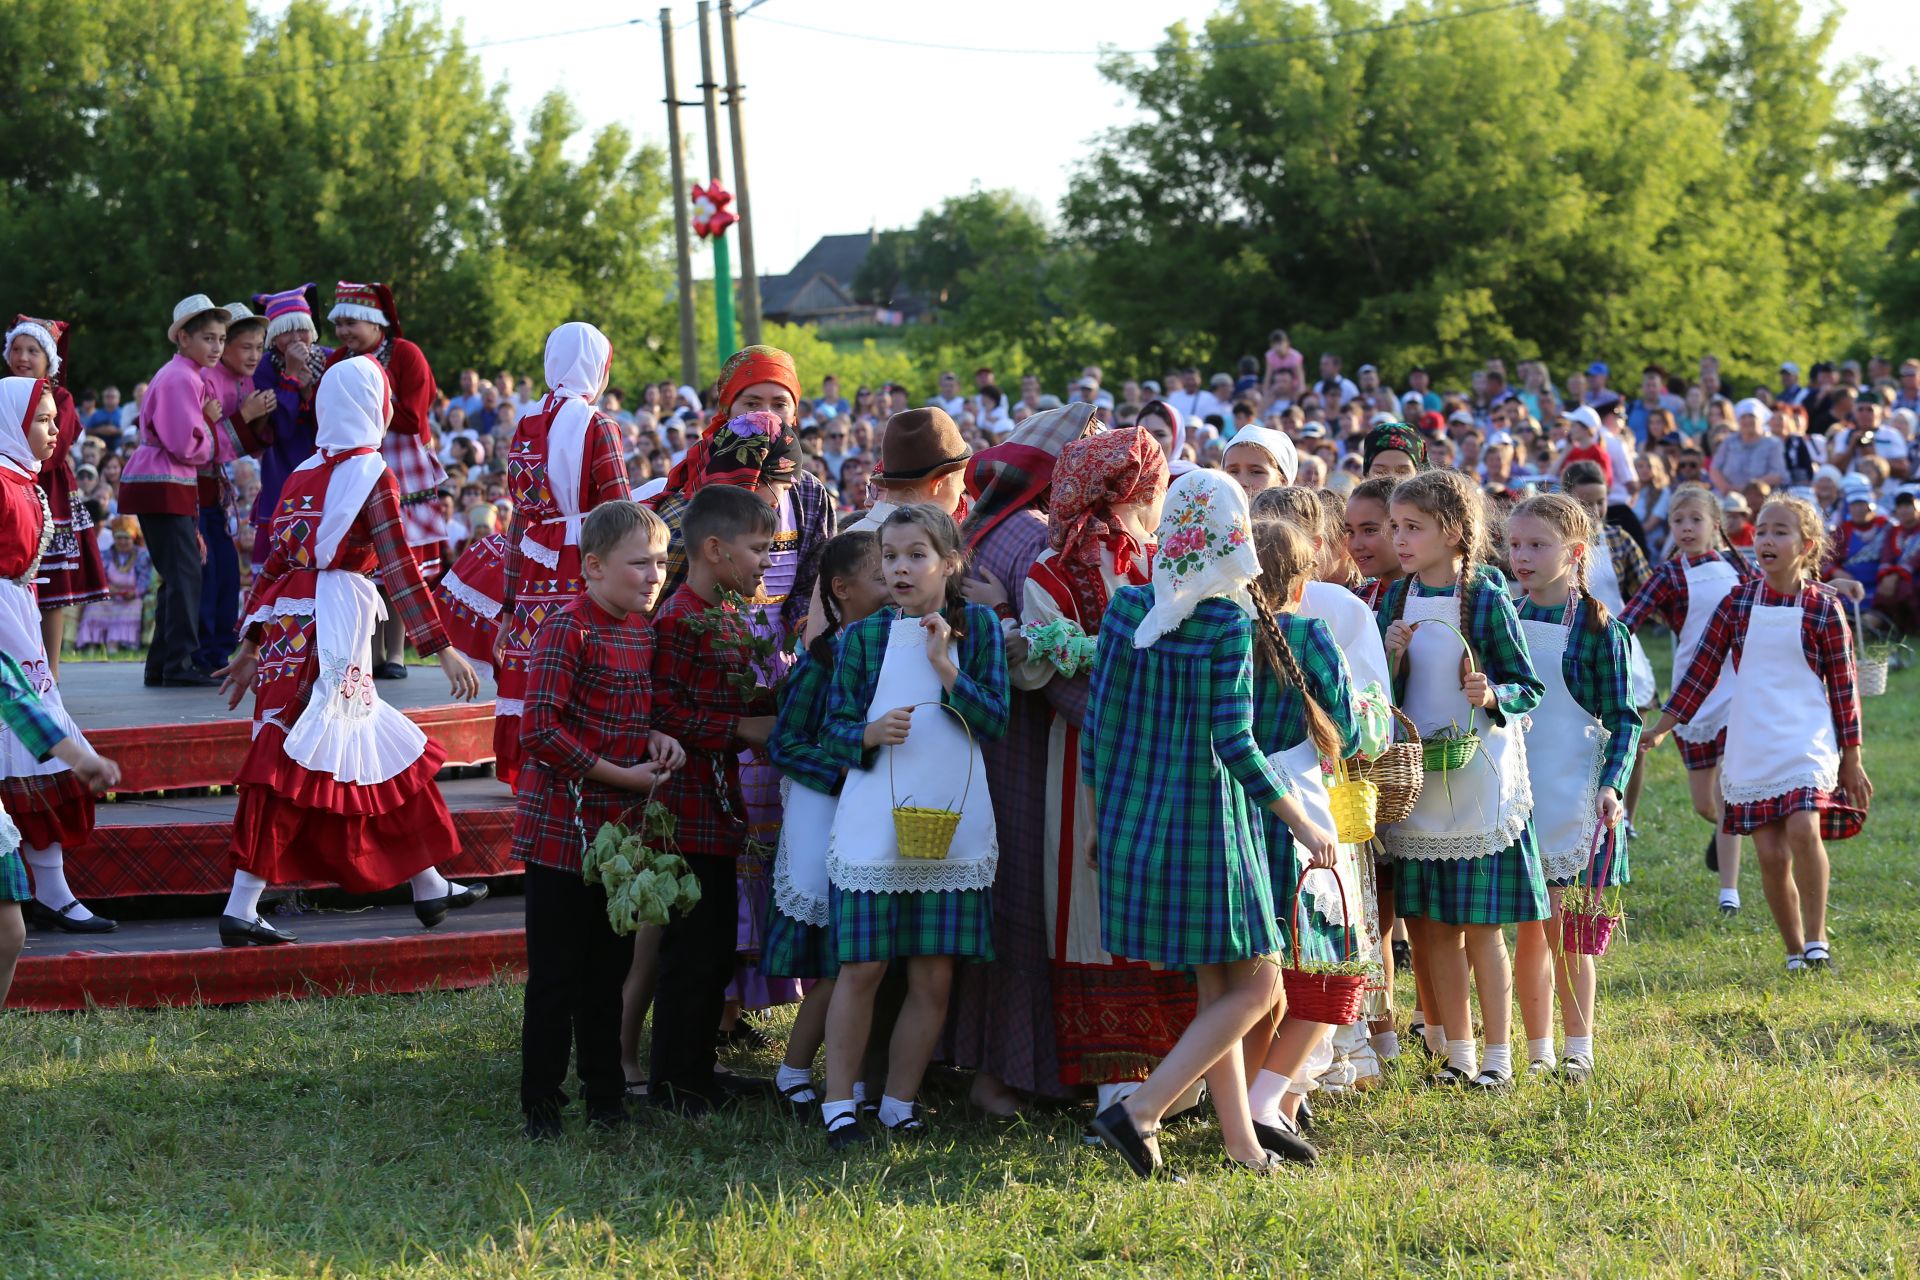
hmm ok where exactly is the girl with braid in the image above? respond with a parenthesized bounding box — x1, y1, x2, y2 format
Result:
(1242, 515, 1386, 1160)
(1506, 494, 1642, 1082)
(1377, 471, 1545, 1089)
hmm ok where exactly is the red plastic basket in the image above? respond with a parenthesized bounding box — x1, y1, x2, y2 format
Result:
(1558, 822, 1623, 957)
(1280, 870, 1369, 1025)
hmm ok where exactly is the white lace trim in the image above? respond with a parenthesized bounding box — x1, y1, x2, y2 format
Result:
(494, 697, 525, 718)
(828, 839, 999, 895)
(242, 596, 318, 628)
(440, 570, 501, 620)
(1721, 763, 1838, 806)
(519, 533, 560, 570)
(773, 778, 831, 927)
(1541, 732, 1609, 882)
(1382, 760, 1534, 862)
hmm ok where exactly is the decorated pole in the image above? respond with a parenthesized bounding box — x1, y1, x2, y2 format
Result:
(696, 0, 735, 366)
(719, 0, 763, 346)
(660, 9, 699, 388)
(692, 182, 738, 368)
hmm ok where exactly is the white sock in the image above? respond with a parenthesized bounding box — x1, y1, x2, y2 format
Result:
(409, 868, 452, 901)
(1423, 1021, 1448, 1055)
(1482, 1043, 1513, 1078)
(1166, 1078, 1204, 1116)
(1248, 1070, 1290, 1127)
(1527, 1036, 1556, 1068)
(775, 1063, 813, 1096)
(22, 844, 92, 919)
(224, 870, 268, 921)
(1372, 1031, 1401, 1061)
(876, 1094, 915, 1127)
(820, 1099, 856, 1130)
(1564, 1034, 1593, 1063)
(852, 1081, 869, 1105)
(1097, 1080, 1142, 1112)
(1719, 888, 1740, 909)
(1445, 1039, 1478, 1075)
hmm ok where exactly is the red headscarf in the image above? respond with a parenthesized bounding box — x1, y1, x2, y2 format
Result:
(715, 344, 801, 414)
(1048, 427, 1168, 626)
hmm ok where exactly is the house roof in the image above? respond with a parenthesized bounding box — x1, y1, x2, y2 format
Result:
(760, 231, 878, 318)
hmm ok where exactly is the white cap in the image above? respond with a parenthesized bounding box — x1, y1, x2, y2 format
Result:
(1566, 405, 1603, 433)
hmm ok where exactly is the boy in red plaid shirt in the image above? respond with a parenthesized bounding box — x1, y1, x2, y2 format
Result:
(513, 500, 686, 1139)
(648, 485, 778, 1113)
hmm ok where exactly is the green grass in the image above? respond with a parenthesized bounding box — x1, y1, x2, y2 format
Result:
(6, 644, 1920, 1278)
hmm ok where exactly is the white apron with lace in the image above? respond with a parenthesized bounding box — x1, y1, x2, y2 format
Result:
(1586, 537, 1656, 707)
(1719, 603, 1839, 805)
(1383, 590, 1532, 861)
(1672, 558, 1742, 746)
(279, 570, 430, 783)
(827, 616, 997, 894)
(772, 775, 835, 927)
(1518, 616, 1607, 880)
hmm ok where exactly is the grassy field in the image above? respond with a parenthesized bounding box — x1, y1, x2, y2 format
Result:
(6, 643, 1920, 1279)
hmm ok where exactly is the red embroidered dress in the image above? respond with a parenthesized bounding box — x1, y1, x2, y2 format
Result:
(35, 385, 106, 610)
(231, 361, 458, 892)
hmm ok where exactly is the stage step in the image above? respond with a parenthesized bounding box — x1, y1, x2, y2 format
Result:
(76, 776, 518, 900)
(11, 895, 527, 1011)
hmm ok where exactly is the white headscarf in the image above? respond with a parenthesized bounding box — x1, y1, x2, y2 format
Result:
(0, 377, 49, 476)
(1133, 468, 1260, 648)
(299, 356, 392, 564)
(537, 322, 614, 548)
(1735, 397, 1768, 426)
(1225, 424, 1298, 485)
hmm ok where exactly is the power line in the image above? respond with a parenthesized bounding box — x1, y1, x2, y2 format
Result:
(741, 0, 1538, 58)
(173, 16, 649, 86)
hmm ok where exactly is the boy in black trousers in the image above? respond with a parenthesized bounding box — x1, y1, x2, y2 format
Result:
(513, 500, 684, 1138)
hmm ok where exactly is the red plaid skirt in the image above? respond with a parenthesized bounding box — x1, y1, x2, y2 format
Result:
(1722, 785, 1866, 840)
(1676, 727, 1726, 772)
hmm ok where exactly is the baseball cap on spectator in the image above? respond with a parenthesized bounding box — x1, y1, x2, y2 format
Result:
(1447, 409, 1475, 427)
(1358, 364, 1378, 375)
(1722, 492, 1752, 515)
(1566, 405, 1603, 433)
(1591, 391, 1623, 412)
(1486, 430, 1515, 447)
(1298, 421, 1327, 438)
(1816, 463, 1844, 487)
(1420, 411, 1446, 435)
(1037, 394, 1062, 410)
(1841, 475, 1875, 511)
(1811, 361, 1835, 377)
(1780, 361, 1801, 375)
(1401, 391, 1423, 407)
(1187, 415, 1206, 432)
(1211, 373, 1234, 389)
(1372, 412, 1398, 427)
(1142, 379, 1162, 395)
(1788, 485, 1818, 504)
(1076, 377, 1098, 390)
(1587, 361, 1609, 377)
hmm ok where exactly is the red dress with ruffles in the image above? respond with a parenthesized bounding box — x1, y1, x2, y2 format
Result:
(231, 457, 457, 891)
(35, 386, 107, 610)
(490, 403, 627, 787)
(434, 530, 507, 677)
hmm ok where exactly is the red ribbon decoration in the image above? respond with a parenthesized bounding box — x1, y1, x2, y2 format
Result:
(692, 181, 738, 239)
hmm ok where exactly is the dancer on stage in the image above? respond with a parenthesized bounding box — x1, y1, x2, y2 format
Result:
(0, 377, 117, 933)
(241, 284, 329, 569)
(325, 281, 448, 678)
(5, 316, 105, 677)
(215, 357, 484, 947)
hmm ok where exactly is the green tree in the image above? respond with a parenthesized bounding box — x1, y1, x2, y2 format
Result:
(0, 0, 676, 394)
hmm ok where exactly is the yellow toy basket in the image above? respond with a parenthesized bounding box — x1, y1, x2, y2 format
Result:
(1327, 755, 1380, 845)
(888, 701, 975, 860)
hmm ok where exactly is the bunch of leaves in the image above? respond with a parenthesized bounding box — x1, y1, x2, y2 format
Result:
(1559, 883, 1626, 924)
(680, 587, 796, 704)
(1284, 957, 1377, 978)
(581, 801, 701, 935)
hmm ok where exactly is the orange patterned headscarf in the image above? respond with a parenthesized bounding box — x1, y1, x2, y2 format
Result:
(716, 345, 800, 415)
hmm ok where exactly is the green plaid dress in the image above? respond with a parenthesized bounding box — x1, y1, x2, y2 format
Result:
(1376, 578, 1549, 926)
(1254, 615, 1362, 964)
(0, 652, 67, 903)
(1084, 588, 1285, 965)
(763, 652, 840, 979)
(1517, 597, 1640, 889)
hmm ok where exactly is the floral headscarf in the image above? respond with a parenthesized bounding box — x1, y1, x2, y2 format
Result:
(1049, 427, 1168, 626)
(1362, 421, 1428, 473)
(1133, 468, 1259, 648)
(701, 410, 799, 490)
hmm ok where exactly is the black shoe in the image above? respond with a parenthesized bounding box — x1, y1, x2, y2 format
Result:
(1251, 1118, 1319, 1165)
(646, 1085, 718, 1118)
(374, 661, 408, 680)
(1559, 1056, 1594, 1084)
(719, 1020, 776, 1052)
(1719, 901, 1739, 917)
(825, 1116, 871, 1152)
(1468, 1069, 1514, 1092)
(523, 1104, 564, 1141)
(27, 900, 118, 934)
(1090, 1102, 1162, 1180)
(219, 913, 298, 946)
(414, 880, 488, 929)
(710, 1071, 776, 1102)
(585, 1105, 628, 1132)
(882, 1104, 930, 1138)
(777, 1078, 819, 1119)
(1295, 1095, 1314, 1134)
(1392, 938, 1414, 973)
(1429, 1065, 1472, 1087)
(1802, 942, 1832, 970)
(1705, 832, 1719, 871)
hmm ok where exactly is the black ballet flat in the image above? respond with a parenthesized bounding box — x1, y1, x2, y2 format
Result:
(219, 914, 298, 946)
(373, 661, 408, 680)
(415, 881, 487, 929)
(450, 882, 490, 910)
(1090, 1102, 1163, 1179)
(1251, 1117, 1319, 1166)
(28, 900, 118, 934)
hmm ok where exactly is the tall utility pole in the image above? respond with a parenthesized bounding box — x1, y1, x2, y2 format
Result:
(696, 1, 735, 363)
(660, 9, 698, 389)
(719, 0, 762, 346)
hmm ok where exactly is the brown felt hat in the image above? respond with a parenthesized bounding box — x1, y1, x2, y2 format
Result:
(876, 407, 972, 484)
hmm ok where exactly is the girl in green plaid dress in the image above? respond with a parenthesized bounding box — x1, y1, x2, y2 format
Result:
(1378, 471, 1546, 1089)
(1506, 494, 1641, 1084)
(1083, 470, 1337, 1177)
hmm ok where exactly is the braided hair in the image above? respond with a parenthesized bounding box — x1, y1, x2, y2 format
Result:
(1385, 470, 1486, 654)
(881, 503, 970, 640)
(807, 529, 881, 666)
(1665, 482, 1749, 575)
(1512, 491, 1610, 632)
(1250, 514, 1343, 761)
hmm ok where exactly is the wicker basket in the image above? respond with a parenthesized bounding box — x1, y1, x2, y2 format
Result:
(1852, 598, 1890, 697)
(1558, 824, 1623, 958)
(888, 701, 974, 861)
(1280, 875, 1370, 1025)
(1327, 756, 1380, 844)
(1352, 706, 1425, 824)
(1411, 618, 1482, 771)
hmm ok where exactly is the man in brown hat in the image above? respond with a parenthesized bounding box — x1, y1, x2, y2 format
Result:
(844, 406, 972, 533)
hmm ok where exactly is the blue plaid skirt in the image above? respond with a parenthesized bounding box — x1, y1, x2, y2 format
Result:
(831, 885, 994, 964)
(1547, 824, 1630, 889)
(1398, 826, 1549, 925)
(0, 846, 29, 903)
(762, 906, 838, 980)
